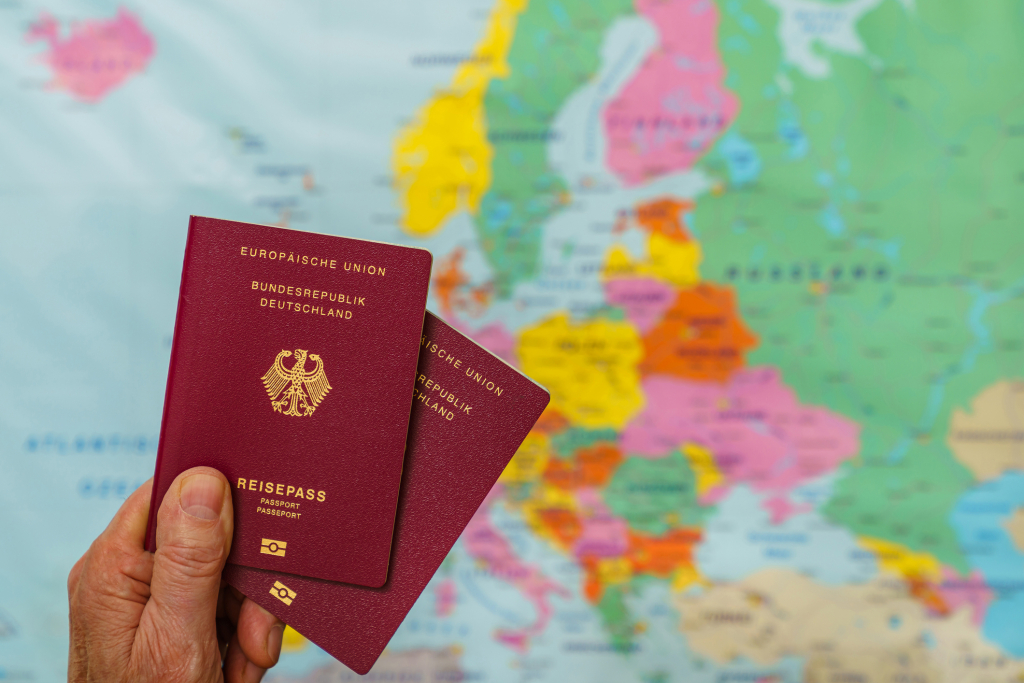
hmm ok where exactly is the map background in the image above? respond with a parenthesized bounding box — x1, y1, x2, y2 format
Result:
(1, 0, 1023, 681)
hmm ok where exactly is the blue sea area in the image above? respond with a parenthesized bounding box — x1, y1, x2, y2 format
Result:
(951, 472, 1024, 656)
(697, 483, 877, 585)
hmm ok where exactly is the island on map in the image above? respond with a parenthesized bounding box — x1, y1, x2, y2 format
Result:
(25, 8, 154, 103)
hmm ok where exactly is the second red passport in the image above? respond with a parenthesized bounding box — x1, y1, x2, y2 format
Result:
(145, 216, 432, 587)
(225, 312, 550, 675)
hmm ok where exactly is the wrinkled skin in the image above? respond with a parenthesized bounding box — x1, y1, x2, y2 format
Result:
(68, 467, 285, 683)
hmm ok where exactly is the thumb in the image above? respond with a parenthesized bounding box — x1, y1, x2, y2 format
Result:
(148, 466, 233, 639)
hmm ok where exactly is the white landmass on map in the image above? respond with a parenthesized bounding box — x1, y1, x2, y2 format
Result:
(765, 0, 884, 79)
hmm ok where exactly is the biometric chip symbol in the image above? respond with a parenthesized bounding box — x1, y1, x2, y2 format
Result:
(270, 581, 296, 606)
(260, 538, 287, 557)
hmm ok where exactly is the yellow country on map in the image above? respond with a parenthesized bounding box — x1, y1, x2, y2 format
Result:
(859, 536, 942, 583)
(682, 443, 724, 498)
(499, 431, 551, 485)
(392, 0, 528, 235)
(518, 313, 643, 429)
(603, 232, 702, 287)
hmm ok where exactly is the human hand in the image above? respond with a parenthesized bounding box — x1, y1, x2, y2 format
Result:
(68, 467, 285, 683)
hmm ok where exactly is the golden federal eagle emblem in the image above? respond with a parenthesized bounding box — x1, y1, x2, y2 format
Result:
(261, 349, 331, 417)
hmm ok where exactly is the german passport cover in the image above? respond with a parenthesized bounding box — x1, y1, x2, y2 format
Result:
(224, 311, 550, 675)
(145, 216, 431, 587)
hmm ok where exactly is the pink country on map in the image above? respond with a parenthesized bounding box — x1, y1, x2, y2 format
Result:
(620, 369, 860, 523)
(602, 0, 737, 185)
(472, 322, 519, 367)
(572, 488, 630, 559)
(936, 568, 993, 626)
(434, 579, 458, 618)
(603, 278, 677, 334)
(25, 8, 154, 103)
(463, 486, 570, 652)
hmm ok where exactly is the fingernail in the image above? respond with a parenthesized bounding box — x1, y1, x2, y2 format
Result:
(180, 473, 225, 521)
(268, 623, 284, 663)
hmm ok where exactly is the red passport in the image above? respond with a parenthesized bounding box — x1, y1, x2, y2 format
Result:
(145, 216, 431, 587)
(224, 311, 550, 675)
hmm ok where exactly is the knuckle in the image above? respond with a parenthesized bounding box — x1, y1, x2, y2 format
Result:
(157, 539, 226, 578)
(67, 556, 85, 597)
(134, 619, 219, 683)
(77, 538, 151, 604)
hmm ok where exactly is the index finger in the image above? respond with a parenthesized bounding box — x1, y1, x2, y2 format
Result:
(76, 479, 155, 595)
(68, 477, 156, 672)
(100, 478, 154, 553)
